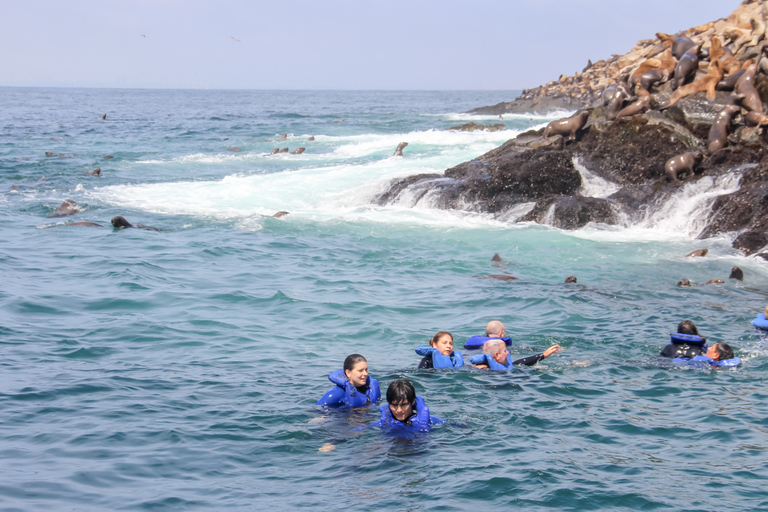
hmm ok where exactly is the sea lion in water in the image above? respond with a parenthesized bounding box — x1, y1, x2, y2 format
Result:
(729, 266, 744, 281)
(48, 199, 80, 218)
(665, 152, 704, 183)
(478, 274, 519, 281)
(227, 146, 241, 152)
(543, 111, 590, 140)
(270, 148, 279, 155)
(66, 222, 102, 227)
(111, 216, 160, 231)
(103, 155, 114, 159)
(734, 63, 763, 113)
(708, 105, 741, 154)
(677, 278, 693, 287)
(565, 276, 577, 283)
(394, 142, 408, 156)
(308, 136, 315, 141)
(273, 211, 289, 218)
(291, 147, 305, 154)
(686, 249, 708, 257)
(88, 168, 101, 176)
(280, 134, 287, 140)
(672, 45, 701, 90)
(101, 114, 107, 120)
(278, 148, 289, 153)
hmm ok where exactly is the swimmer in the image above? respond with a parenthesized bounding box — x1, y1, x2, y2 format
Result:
(471, 339, 561, 370)
(704, 342, 734, 362)
(463, 320, 512, 349)
(674, 342, 740, 367)
(415, 331, 464, 369)
(371, 379, 443, 431)
(316, 354, 381, 408)
(660, 320, 706, 359)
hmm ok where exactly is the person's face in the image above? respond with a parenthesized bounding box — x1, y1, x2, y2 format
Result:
(492, 347, 509, 365)
(345, 361, 368, 387)
(705, 344, 720, 360)
(389, 400, 414, 422)
(431, 335, 454, 356)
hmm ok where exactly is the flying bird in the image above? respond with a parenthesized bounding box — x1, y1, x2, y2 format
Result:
(141, 34, 146, 38)
(231, 36, 241, 42)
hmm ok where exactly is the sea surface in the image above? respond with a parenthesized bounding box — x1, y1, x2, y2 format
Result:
(2, 88, 768, 511)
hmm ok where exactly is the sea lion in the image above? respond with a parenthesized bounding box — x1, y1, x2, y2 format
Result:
(270, 148, 279, 155)
(291, 147, 305, 154)
(221, 138, 229, 141)
(686, 249, 708, 257)
(601, 75, 631, 106)
(708, 105, 741, 154)
(280, 134, 287, 140)
(308, 136, 315, 141)
(565, 276, 577, 283)
(103, 155, 114, 159)
(665, 152, 704, 183)
(617, 86, 651, 118)
(729, 266, 744, 281)
(672, 45, 701, 90)
(671, 36, 696, 60)
(88, 168, 101, 176)
(227, 146, 241, 152)
(629, 58, 662, 88)
(101, 114, 107, 120)
(491, 253, 503, 263)
(734, 63, 763, 113)
(478, 274, 519, 281)
(667, 60, 724, 106)
(66, 222, 102, 227)
(48, 199, 80, 218)
(640, 68, 665, 91)
(394, 142, 408, 156)
(273, 211, 289, 218)
(278, 148, 289, 153)
(716, 69, 745, 91)
(677, 278, 693, 287)
(745, 111, 768, 126)
(543, 111, 590, 140)
(702, 279, 724, 285)
(605, 88, 632, 120)
(111, 216, 160, 231)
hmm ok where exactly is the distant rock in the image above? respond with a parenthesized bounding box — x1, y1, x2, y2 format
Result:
(448, 122, 506, 132)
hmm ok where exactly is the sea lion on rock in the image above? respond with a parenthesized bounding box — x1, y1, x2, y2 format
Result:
(394, 142, 408, 156)
(745, 111, 768, 126)
(640, 68, 665, 91)
(273, 211, 289, 218)
(730, 266, 744, 280)
(708, 105, 741, 154)
(716, 69, 745, 91)
(111, 216, 160, 231)
(686, 249, 708, 257)
(543, 111, 590, 140)
(734, 63, 763, 113)
(565, 276, 577, 283)
(667, 60, 723, 106)
(672, 45, 701, 90)
(48, 199, 80, 218)
(617, 86, 651, 118)
(665, 152, 704, 183)
(88, 168, 101, 176)
(291, 147, 305, 154)
(671, 35, 696, 60)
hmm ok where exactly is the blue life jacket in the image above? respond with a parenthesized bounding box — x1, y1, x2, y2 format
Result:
(414, 347, 464, 368)
(752, 313, 768, 330)
(372, 396, 443, 431)
(673, 355, 742, 368)
(469, 352, 514, 370)
(669, 333, 707, 347)
(464, 335, 512, 350)
(316, 370, 381, 408)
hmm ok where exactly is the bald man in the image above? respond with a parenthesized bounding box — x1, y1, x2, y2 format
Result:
(464, 320, 512, 350)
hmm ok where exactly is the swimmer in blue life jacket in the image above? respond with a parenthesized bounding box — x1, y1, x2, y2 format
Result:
(673, 342, 741, 367)
(470, 338, 561, 370)
(463, 320, 513, 350)
(416, 331, 464, 369)
(316, 354, 381, 408)
(371, 380, 443, 431)
(660, 320, 706, 358)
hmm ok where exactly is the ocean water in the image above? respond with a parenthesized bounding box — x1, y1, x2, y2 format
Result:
(2, 88, 768, 511)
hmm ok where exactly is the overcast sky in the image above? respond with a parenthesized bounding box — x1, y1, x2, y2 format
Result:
(0, 0, 741, 90)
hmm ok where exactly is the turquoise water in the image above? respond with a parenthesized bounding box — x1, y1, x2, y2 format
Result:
(2, 88, 768, 511)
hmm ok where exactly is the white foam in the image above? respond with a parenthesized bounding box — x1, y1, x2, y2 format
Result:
(435, 110, 574, 123)
(574, 157, 620, 199)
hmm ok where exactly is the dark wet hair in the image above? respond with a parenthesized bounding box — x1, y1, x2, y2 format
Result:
(713, 343, 734, 361)
(677, 320, 699, 335)
(430, 331, 453, 347)
(343, 354, 367, 372)
(386, 379, 416, 405)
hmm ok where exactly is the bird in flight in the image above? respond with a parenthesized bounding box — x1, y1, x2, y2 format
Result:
(141, 34, 146, 38)
(231, 36, 241, 42)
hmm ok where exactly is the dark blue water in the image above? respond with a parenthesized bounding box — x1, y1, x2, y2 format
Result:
(2, 88, 768, 511)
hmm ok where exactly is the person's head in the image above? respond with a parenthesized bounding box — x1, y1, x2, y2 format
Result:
(386, 380, 416, 422)
(706, 342, 734, 361)
(764, 304, 768, 318)
(343, 354, 368, 388)
(677, 320, 699, 335)
(483, 338, 509, 365)
(430, 331, 454, 356)
(485, 320, 506, 338)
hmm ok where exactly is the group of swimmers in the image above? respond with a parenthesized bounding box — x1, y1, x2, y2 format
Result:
(316, 318, 745, 432)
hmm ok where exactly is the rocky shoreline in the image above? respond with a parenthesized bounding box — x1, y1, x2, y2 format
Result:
(375, 0, 768, 258)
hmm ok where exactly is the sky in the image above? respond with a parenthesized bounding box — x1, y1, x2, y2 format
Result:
(0, 0, 741, 90)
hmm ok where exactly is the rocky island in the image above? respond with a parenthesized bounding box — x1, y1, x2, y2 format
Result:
(376, 0, 768, 257)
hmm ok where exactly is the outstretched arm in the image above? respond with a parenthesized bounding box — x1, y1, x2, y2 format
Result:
(512, 345, 561, 366)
